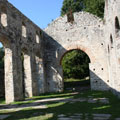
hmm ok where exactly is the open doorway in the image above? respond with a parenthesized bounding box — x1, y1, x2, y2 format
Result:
(61, 49, 90, 92)
(0, 42, 5, 101)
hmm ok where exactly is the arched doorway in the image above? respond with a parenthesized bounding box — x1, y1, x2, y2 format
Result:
(0, 36, 11, 103)
(61, 49, 91, 91)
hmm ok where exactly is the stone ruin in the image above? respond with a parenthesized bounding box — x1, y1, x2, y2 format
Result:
(0, 0, 120, 103)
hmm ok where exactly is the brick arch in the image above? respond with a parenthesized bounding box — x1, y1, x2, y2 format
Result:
(58, 43, 96, 65)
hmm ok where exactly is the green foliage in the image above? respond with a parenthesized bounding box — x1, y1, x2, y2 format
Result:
(61, 0, 84, 16)
(62, 50, 90, 79)
(0, 47, 4, 69)
(84, 0, 105, 18)
(61, 0, 105, 18)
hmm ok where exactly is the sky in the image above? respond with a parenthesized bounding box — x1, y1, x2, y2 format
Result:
(0, 0, 64, 47)
(8, 0, 64, 29)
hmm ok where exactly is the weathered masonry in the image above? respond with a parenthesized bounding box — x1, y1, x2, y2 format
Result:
(0, 0, 120, 103)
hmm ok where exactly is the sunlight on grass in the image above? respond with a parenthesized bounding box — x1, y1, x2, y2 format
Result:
(92, 93, 103, 96)
(93, 105, 111, 110)
(32, 92, 74, 99)
(64, 78, 88, 82)
(22, 113, 53, 120)
(48, 102, 66, 108)
(1, 90, 120, 120)
(5, 92, 75, 105)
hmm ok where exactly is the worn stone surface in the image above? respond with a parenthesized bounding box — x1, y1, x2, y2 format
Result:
(116, 118, 120, 120)
(0, 115, 10, 120)
(45, 12, 109, 92)
(93, 114, 111, 120)
(0, 0, 120, 103)
(58, 113, 112, 120)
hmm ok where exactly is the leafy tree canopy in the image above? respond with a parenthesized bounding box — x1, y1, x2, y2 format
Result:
(62, 50, 90, 79)
(61, 0, 105, 18)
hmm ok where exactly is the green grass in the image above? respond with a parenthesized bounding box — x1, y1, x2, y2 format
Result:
(0, 78, 88, 105)
(64, 78, 89, 82)
(64, 78, 90, 89)
(0, 90, 120, 120)
(0, 79, 120, 119)
(0, 97, 5, 104)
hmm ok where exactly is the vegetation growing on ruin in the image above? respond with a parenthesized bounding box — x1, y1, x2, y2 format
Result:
(62, 50, 90, 79)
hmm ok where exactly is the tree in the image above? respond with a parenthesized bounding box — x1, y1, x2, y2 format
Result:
(61, 0, 105, 18)
(62, 50, 90, 79)
(61, 0, 84, 16)
(85, 0, 105, 18)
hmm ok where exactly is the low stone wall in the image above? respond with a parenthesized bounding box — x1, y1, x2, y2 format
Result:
(0, 69, 4, 98)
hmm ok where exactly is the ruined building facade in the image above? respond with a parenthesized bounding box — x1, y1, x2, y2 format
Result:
(0, 0, 120, 103)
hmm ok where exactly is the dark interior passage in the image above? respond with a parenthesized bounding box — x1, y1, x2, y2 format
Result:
(0, 45, 5, 98)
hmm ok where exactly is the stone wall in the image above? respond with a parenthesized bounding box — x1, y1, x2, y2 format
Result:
(104, 0, 120, 96)
(0, 0, 45, 103)
(44, 12, 109, 92)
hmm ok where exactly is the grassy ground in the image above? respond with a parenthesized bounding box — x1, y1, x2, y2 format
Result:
(0, 90, 120, 120)
(0, 79, 120, 120)
(64, 78, 90, 90)
(0, 97, 5, 104)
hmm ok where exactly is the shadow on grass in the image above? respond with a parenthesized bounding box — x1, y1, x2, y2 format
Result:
(0, 79, 90, 106)
(64, 79, 90, 92)
(1, 90, 120, 120)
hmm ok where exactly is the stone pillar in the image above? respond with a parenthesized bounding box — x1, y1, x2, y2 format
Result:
(5, 45, 24, 104)
(30, 54, 39, 96)
(23, 53, 33, 98)
(35, 56, 45, 94)
(57, 65, 64, 92)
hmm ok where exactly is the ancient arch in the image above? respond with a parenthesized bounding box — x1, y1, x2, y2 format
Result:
(60, 47, 91, 90)
(59, 43, 95, 65)
(44, 12, 110, 92)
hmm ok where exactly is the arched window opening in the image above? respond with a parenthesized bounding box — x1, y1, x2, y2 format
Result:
(1, 6, 7, 27)
(0, 42, 5, 102)
(61, 49, 90, 91)
(22, 22, 27, 38)
(110, 34, 113, 48)
(36, 32, 40, 43)
(115, 16, 120, 37)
